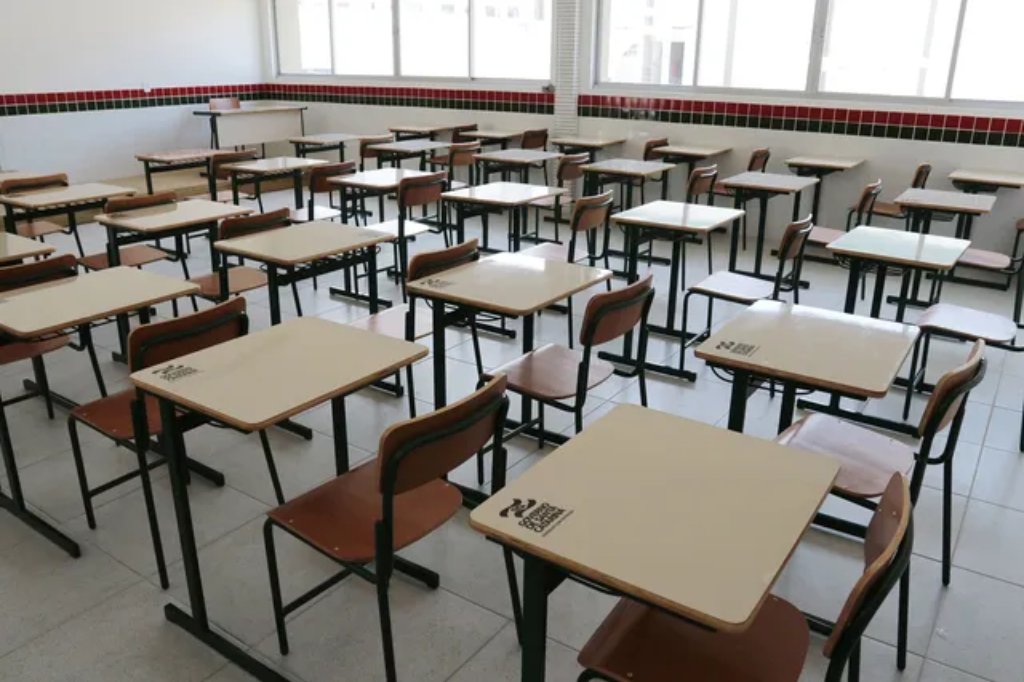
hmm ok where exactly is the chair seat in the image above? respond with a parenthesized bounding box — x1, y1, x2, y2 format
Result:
(918, 303, 1017, 344)
(288, 206, 342, 223)
(266, 460, 462, 563)
(71, 390, 163, 440)
(869, 200, 906, 219)
(428, 155, 449, 166)
(484, 343, 614, 400)
(518, 242, 570, 262)
(713, 181, 735, 197)
(369, 219, 430, 239)
(529, 195, 573, 209)
(958, 248, 1011, 271)
(79, 245, 168, 271)
(807, 226, 847, 247)
(775, 414, 914, 498)
(189, 267, 266, 299)
(689, 271, 775, 303)
(348, 305, 433, 340)
(578, 597, 809, 682)
(0, 336, 70, 367)
(16, 220, 64, 239)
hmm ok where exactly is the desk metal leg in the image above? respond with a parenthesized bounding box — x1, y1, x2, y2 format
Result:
(842, 259, 861, 314)
(231, 172, 240, 206)
(293, 170, 304, 209)
(267, 265, 282, 326)
(432, 301, 448, 410)
(521, 556, 550, 682)
(332, 396, 349, 475)
(727, 369, 751, 433)
(144, 161, 155, 195)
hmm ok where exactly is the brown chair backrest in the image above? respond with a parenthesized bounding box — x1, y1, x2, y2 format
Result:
(377, 374, 508, 495)
(824, 473, 911, 657)
(571, 191, 613, 234)
(580, 274, 655, 347)
(210, 150, 259, 180)
(407, 238, 479, 283)
(398, 172, 447, 210)
(128, 297, 248, 372)
(448, 141, 481, 167)
(911, 163, 932, 189)
(748, 148, 771, 172)
(557, 153, 590, 184)
(686, 165, 718, 201)
(776, 216, 814, 263)
(0, 253, 77, 294)
(0, 173, 69, 196)
(105, 191, 176, 214)
(521, 129, 548, 150)
(309, 161, 356, 194)
(918, 340, 985, 436)
(209, 97, 241, 111)
(360, 134, 394, 160)
(452, 123, 479, 144)
(852, 180, 882, 224)
(642, 138, 669, 161)
(218, 207, 291, 241)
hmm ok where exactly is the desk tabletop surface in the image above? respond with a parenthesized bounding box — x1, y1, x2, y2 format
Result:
(582, 158, 676, 177)
(613, 201, 745, 233)
(0, 267, 198, 338)
(135, 149, 218, 163)
(441, 182, 567, 206)
(949, 168, 1024, 188)
(96, 200, 253, 233)
(407, 251, 611, 316)
(197, 103, 307, 116)
(470, 404, 839, 632)
(389, 124, 460, 134)
(474, 149, 563, 164)
(0, 232, 55, 264)
(215, 221, 394, 266)
(550, 137, 626, 149)
(331, 168, 434, 189)
(130, 317, 427, 431)
(720, 172, 819, 193)
(785, 156, 864, 170)
(696, 300, 919, 398)
(464, 130, 523, 140)
(369, 139, 451, 153)
(289, 133, 387, 145)
(828, 225, 970, 270)
(220, 157, 327, 174)
(653, 143, 732, 158)
(894, 188, 996, 214)
(0, 183, 136, 209)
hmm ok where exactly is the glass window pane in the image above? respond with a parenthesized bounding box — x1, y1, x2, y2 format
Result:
(399, 0, 469, 77)
(332, 0, 395, 75)
(952, 0, 1024, 101)
(697, 0, 816, 90)
(472, 0, 553, 79)
(821, 0, 960, 97)
(598, 0, 699, 85)
(276, 0, 332, 73)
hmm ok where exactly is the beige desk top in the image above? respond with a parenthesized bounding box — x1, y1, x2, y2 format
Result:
(289, 133, 388, 145)
(551, 137, 626, 149)
(130, 317, 427, 431)
(582, 158, 676, 177)
(785, 156, 864, 171)
(0, 232, 55, 264)
(894, 188, 996, 214)
(0, 183, 136, 209)
(441, 182, 567, 206)
(407, 251, 611, 316)
(96, 200, 253, 233)
(613, 201, 745, 234)
(215, 221, 393, 266)
(470, 404, 838, 632)
(949, 169, 1024, 188)
(828, 225, 970, 270)
(330, 168, 433, 190)
(199, 103, 307, 116)
(389, 124, 459, 134)
(369, 140, 451, 154)
(474, 149, 563, 164)
(135, 149, 218, 163)
(464, 130, 522, 141)
(720, 172, 819, 194)
(696, 300, 919, 398)
(0, 267, 199, 338)
(653, 144, 732, 158)
(220, 157, 327, 174)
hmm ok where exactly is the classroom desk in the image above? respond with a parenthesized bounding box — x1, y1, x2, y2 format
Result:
(469, 403, 839, 682)
(219, 157, 327, 209)
(135, 149, 218, 194)
(130, 317, 427, 682)
(407, 252, 611, 449)
(0, 231, 55, 263)
(602, 201, 745, 380)
(215, 221, 393, 325)
(368, 139, 451, 170)
(194, 102, 307, 149)
(550, 137, 626, 162)
(389, 123, 462, 141)
(289, 133, 387, 162)
(0, 267, 199, 557)
(462, 130, 523, 149)
(474, 149, 563, 183)
(697, 299, 919, 436)
(828, 225, 969, 320)
(442, 182, 567, 252)
(0, 182, 135, 237)
(949, 168, 1024, 194)
(785, 156, 864, 226)
(719, 172, 819, 283)
(652, 143, 732, 179)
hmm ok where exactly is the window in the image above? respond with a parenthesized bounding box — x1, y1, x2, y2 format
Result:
(332, 0, 394, 76)
(473, 0, 552, 79)
(275, 0, 332, 73)
(951, 0, 1024, 101)
(598, 0, 700, 86)
(399, 0, 469, 77)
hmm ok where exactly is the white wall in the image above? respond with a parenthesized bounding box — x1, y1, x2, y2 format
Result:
(0, 0, 265, 180)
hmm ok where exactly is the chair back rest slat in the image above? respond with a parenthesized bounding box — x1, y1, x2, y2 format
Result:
(686, 165, 718, 201)
(378, 375, 508, 495)
(911, 163, 932, 189)
(748, 148, 771, 172)
(399, 171, 447, 210)
(209, 97, 241, 111)
(105, 191, 177, 214)
(776, 215, 814, 263)
(557, 153, 590, 183)
(580, 274, 655, 347)
(0, 253, 77, 293)
(310, 161, 357, 194)
(642, 138, 669, 161)
(0, 173, 70, 196)
(918, 340, 986, 436)
(521, 129, 548, 150)
(407, 238, 480, 283)
(449, 141, 481, 167)
(210, 150, 259, 180)
(452, 124, 479, 144)
(853, 180, 883, 224)
(571, 191, 613, 234)
(218, 207, 291, 241)
(360, 134, 395, 160)
(128, 298, 248, 372)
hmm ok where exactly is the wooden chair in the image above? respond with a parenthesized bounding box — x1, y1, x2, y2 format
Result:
(359, 134, 394, 172)
(291, 161, 356, 224)
(576, 473, 913, 682)
(599, 138, 668, 210)
(0, 174, 83, 255)
(686, 164, 720, 274)
(530, 152, 589, 243)
(372, 172, 446, 293)
(520, 192, 615, 347)
(209, 97, 240, 111)
(451, 123, 479, 144)
(262, 376, 510, 682)
(947, 217, 1024, 311)
(520, 128, 551, 184)
(857, 163, 932, 229)
(195, 149, 262, 207)
(428, 140, 479, 190)
(714, 148, 771, 250)
(807, 180, 882, 248)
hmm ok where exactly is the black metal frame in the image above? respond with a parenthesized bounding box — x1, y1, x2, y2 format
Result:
(194, 107, 307, 150)
(726, 183, 811, 286)
(140, 156, 211, 195)
(292, 139, 346, 162)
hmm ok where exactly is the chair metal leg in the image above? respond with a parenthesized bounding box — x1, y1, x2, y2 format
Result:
(377, 580, 399, 682)
(30, 356, 54, 419)
(259, 430, 285, 505)
(469, 316, 484, 376)
(405, 365, 417, 418)
(904, 336, 922, 421)
(943, 458, 953, 585)
(264, 521, 290, 655)
(137, 440, 169, 589)
(290, 279, 303, 318)
(897, 564, 909, 670)
(503, 547, 524, 644)
(67, 419, 96, 529)
(81, 326, 108, 398)
(567, 297, 575, 349)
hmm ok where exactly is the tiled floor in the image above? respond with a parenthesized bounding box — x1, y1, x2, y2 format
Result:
(0, 186, 1021, 682)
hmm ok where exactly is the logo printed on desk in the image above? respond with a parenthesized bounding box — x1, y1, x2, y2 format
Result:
(153, 364, 201, 383)
(715, 340, 759, 358)
(500, 498, 536, 518)
(502, 499, 573, 537)
(419, 277, 454, 290)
